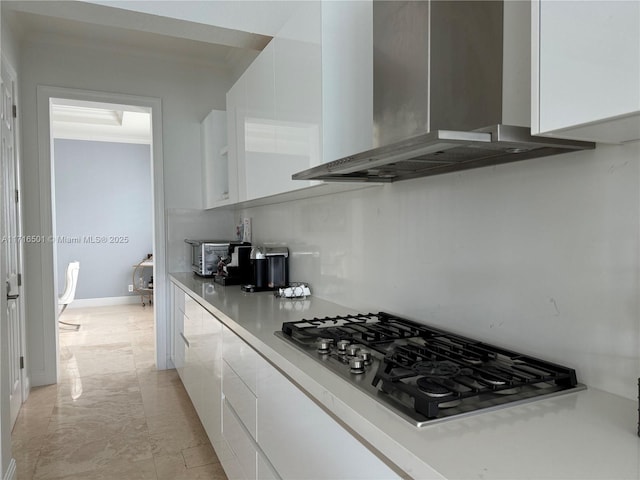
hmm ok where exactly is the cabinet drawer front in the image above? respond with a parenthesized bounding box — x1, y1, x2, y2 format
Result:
(223, 360, 257, 440)
(174, 312, 187, 375)
(184, 294, 202, 322)
(172, 284, 186, 315)
(223, 400, 257, 480)
(257, 366, 401, 479)
(222, 326, 261, 395)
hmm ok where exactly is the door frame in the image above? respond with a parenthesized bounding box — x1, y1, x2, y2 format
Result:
(36, 86, 168, 384)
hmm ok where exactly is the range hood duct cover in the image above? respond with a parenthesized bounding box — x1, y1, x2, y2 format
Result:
(293, 1, 594, 183)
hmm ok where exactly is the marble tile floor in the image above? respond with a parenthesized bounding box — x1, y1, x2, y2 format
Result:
(11, 304, 227, 480)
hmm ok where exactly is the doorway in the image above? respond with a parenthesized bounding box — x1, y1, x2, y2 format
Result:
(35, 86, 168, 389)
(50, 99, 153, 309)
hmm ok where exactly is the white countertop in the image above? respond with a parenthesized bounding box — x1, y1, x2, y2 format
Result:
(170, 273, 640, 480)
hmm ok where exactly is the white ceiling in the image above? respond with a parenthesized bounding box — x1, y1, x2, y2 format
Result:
(2, 0, 271, 70)
(83, 0, 298, 38)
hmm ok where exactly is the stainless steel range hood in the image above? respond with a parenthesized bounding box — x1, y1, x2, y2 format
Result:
(293, 1, 594, 183)
(292, 125, 594, 183)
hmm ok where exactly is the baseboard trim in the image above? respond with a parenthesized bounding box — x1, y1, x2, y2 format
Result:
(66, 296, 145, 309)
(3, 458, 16, 480)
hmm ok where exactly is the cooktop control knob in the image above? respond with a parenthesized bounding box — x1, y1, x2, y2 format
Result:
(350, 355, 366, 374)
(359, 349, 372, 365)
(316, 338, 333, 354)
(336, 340, 350, 355)
(346, 344, 361, 357)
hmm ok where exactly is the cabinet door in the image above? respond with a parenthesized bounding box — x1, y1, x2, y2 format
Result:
(196, 306, 224, 445)
(222, 325, 260, 395)
(533, 0, 640, 142)
(222, 359, 257, 441)
(228, 73, 249, 201)
(237, 4, 325, 202)
(202, 109, 233, 208)
(171, 284, 186, 373)
(271, 2, 322, 194)
(223, 399, 257, 480)
(241, 41, 277, 201)
(257, 364, 400, 480)
(181, 295, 202, 411)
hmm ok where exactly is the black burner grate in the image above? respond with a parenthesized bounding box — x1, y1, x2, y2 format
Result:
(281, 312, 580, 421)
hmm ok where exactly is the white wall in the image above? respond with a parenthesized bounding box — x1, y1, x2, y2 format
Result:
(19, 33, 233, 386)
(1, 9, 19, 68)
(238, 140, 640, 401)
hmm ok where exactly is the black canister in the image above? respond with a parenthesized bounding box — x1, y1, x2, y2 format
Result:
(253, 257, 268, 289)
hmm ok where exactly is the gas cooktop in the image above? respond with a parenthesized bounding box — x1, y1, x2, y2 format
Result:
(277, 312, 585, 427)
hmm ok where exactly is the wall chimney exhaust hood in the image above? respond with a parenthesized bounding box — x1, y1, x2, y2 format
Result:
(293, 1, 594, 183)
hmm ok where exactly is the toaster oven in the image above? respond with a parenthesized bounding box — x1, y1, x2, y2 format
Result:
(184, 239, 251, 279)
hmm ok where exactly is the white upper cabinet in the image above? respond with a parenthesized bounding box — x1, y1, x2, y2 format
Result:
(226, 76, 246, 204)
(226, 0, 374, 204)
(202, 109, 236, 208)
(235, 3, 322, 202)
(532, 0, 640, 143)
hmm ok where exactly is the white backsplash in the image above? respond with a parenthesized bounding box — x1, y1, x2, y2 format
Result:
(166, 208, 236, 272)
(235, 141, 640, 400)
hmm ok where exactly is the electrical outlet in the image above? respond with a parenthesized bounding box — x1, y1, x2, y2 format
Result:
(128, 284, 134, 292)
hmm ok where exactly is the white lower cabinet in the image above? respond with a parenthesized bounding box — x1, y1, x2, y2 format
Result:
(222, 359, 257, 440)
(182, 295, 202, 414)
(221, 399, 280, 480)
(196, 308, 223, 445)
(171, 283, 223, 446)
(222, 324, 260, 395)
(221, 325, 277, 479)
(222, 326, 399, 480)
(222, 400, 258, 480)
(171, 284, 185, 375)
(172, 282, 399, 480)
(257, 364, 400, 480)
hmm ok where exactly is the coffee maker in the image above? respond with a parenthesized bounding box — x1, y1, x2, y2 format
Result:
(242, 246, 289, 292)
(214, 243, 252, 286)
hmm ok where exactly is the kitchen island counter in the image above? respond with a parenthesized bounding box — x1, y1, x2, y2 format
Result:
(170, 272, 640, 480)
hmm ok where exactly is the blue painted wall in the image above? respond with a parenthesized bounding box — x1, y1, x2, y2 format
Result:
(54, 139, 152, 299)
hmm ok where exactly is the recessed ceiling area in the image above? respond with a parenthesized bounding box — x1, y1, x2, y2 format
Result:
(50, 98, 152, 144)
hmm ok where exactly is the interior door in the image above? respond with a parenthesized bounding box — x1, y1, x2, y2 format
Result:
(1, 59, 24, 429)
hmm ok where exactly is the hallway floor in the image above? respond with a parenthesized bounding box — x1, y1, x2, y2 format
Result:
(11, 304, 227, 480)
